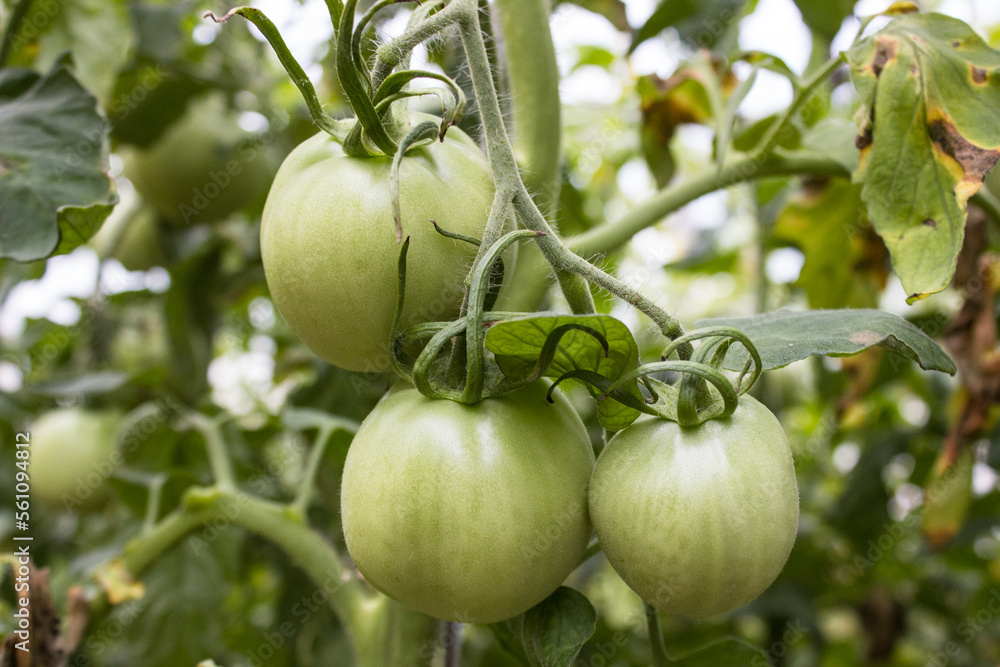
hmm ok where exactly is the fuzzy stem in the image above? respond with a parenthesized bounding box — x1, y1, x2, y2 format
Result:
(570, 153, 851, 257)
(750, 53, 845, 159)
(371, 1, 466, 89)
(495, 0, 562, 213)
(456, 5, 595, 315)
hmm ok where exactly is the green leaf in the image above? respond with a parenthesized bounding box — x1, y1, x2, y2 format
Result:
(561, 0, 629, 31)
(796, 118, 860, 173)
(485, 314, 643, 430)
(35, 0, 133, 104)
(772, 178, 887, 309)
(638, 58, 728, 188)
(24, 371, 130, 397)
(696, 308, 956, 374)
(0, 63, 117, 261)
(631, 0, 750, 53)
(846, 13, 1000, 302)
(793, 0, 857, 41)
(674, 638, 771, 666)
(521, 588, 597, 667)
(490, 588, 597, 667)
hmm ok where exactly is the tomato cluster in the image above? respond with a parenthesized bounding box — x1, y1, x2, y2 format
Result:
(256, 115, 800, 623)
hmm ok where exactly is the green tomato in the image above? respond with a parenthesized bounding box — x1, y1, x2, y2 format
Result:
(29, 408, 121, 510)
(340, 382, 594, 623)
(589, 396, 799, 617)
(123, 93, 275, 225)
(260, 115, 500, 373)
(111, 307, 169, 371)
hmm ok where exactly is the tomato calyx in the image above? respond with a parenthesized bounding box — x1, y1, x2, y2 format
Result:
(546, 326, 763, 428)
(208, 2, 465, 159)
(390, 228, 543, 404)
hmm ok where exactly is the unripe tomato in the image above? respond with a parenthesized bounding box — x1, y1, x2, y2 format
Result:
(341, 382, 594, 623)
(260, 114, 499, 372)
(123, 93, 275, 225)
(29, 408, 121, 510)
(589, 396, 799, 617)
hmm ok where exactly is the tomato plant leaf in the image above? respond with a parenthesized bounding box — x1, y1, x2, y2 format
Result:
(630, 0, 750, 53)
(638, 57, 731, 188)
(485, 313, 643, 430)
(0, 62, 117, 262)
(561, 0, 630, 31)
(521, 587, 597, 667)
(793, 0, 857, 41)
(772, 178, 888, 308)
(921, 448, 974, 549)
(33, 0, 132, 104)
(846, 13, 1000, 302)
(696, 308, 956, 374)
(674, 637, 771, 665)
(490, 587, 597, 667)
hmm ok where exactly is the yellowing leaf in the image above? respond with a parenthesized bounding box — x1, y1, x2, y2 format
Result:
(638, 56, 733, 187)
(773, 178, 888, 309)
(846, 13, 1000, 302)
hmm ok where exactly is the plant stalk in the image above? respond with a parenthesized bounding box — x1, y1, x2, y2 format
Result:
(646, 603, 674, 666)
(0, 0, 34, 68)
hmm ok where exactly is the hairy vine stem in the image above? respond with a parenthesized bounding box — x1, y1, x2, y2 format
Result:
(451, 0, 693, 342)
(571, 153, 851, 257)
(371, 0, 466, 89)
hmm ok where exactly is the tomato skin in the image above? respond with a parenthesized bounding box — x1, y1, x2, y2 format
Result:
(589, 396, 799, 617)
(340, 382, 595, 623)
(260, 116, 498, 373)
(29, 408, 121, 510)
(123, 93, 275, 225)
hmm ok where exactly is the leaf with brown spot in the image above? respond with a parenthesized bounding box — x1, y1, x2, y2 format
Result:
(637, 56, 732, 188)
(846, 13, 1000, 302)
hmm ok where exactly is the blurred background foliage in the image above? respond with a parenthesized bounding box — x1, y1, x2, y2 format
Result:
(1, 0, 1000, 665)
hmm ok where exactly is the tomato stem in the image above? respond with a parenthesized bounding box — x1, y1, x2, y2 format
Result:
(184, 411, 237, 492)
(122, 487, 383, 663)
(494, 0, 562, 218)
(291, 419, 358, 518)
(455, 4, 696, 347)
(371, 0, 465, 89)
(444, 622, 463, 667)
(646, 603, 675, 667)
(0, 0, 34, 68)
(206, 8, 351, 142)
